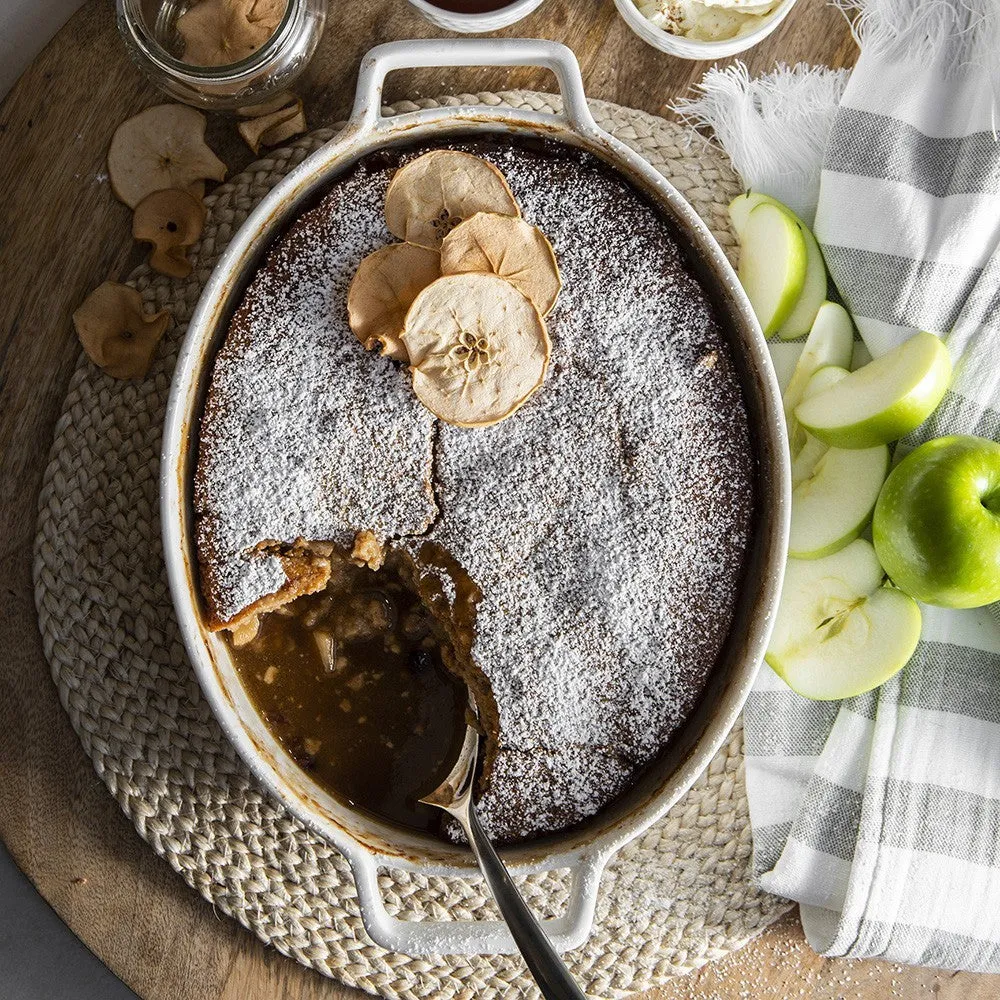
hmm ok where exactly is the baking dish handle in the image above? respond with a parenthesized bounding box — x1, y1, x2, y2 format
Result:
(347, 38, 602, 139)
(347, 845, 610, 956)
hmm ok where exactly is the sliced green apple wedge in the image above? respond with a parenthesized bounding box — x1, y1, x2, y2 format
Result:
(789, 443, 889, 558)
(736, 203, 807, 337)
(766, 540, 922, 701)
(791, 433, 829, 487)
(792, 367, 848, 479)
(776, 222, 827, 340)
(729, 192, 828, 340)
(783, 303, 854, 425)
(789, 366, 889, 557)
(728, 191, 769, 237)
(786, 335, 852, 453)
(795, 331, 952, 448)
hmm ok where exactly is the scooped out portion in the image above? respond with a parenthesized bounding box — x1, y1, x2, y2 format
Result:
(227, 539, 500, 834)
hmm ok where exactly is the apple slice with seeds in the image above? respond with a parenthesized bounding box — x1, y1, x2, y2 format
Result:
(402, 273, 549, 428)
(766, 539, 921, 701)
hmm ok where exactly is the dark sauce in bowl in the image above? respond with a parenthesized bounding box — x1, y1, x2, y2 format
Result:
(423, 0, 526, 12)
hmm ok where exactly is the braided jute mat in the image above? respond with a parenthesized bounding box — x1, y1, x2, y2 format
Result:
(34, 91, 789, 999)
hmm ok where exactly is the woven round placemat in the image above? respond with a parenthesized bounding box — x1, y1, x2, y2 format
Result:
(34, 91, 789, 999)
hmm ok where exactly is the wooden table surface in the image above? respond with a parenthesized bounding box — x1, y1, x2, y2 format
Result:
(2, 1, 999, 998)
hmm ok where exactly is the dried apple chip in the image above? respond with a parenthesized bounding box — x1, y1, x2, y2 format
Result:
(72, 282, 171, 380)
(384, 151, 520, 250)
(107, 104, 227, 209)
(237, 97, 306, 154)
(402, 273, 550, 427)
(177, 0, 287, 68)
(347, 243, 441, 361)
(440, 212, 562, 316)
(132, 188, 207, 279)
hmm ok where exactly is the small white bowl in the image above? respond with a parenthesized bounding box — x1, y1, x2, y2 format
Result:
(612, 0, 798, 59)
(406, 0, 547, 34)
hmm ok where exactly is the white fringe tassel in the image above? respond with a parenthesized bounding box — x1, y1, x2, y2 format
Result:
(674, 0, 1000, 221)
(842, 0, 1000, 83)
(673, 63, 848, 224)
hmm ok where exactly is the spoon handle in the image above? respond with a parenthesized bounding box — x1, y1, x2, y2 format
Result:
(454, 800, 589, 1000)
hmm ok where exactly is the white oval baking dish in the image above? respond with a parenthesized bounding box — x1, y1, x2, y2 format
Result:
(161, 37, 789, 957)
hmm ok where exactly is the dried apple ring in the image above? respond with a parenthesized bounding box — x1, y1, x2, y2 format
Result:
(347, 243, 441, 361)
(132, 188, 207, 279)
(440, 212, 562, 316)
(177, 0, 286, 68)
(107, 104, 226, 209)
(384, 151, 520, 250)
(402, 273, 550, 428)
(72, 282, 171, 380)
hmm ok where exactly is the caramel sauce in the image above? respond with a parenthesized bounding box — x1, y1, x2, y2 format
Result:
(227, 553, 468, 834)
(424, 0, 522, 11)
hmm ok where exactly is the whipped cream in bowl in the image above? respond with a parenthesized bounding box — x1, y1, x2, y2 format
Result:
(613, 0, 796, 58)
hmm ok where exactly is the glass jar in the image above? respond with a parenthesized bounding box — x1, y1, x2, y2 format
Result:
(116, 0, 327, 111)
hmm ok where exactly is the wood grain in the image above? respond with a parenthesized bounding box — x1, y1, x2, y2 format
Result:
(1, 1, 996, 998)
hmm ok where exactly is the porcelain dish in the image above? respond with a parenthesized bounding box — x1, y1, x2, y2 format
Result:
(161, 37, 790, 956)
(611, 0, 799, 59)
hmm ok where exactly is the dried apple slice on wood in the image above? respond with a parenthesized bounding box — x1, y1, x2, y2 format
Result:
(72, 282, 171, 379)
(132, 188, 207, 279)
(402, 273, 550, 427)
(107, 105, 227, 208)
(440, 212, 562, 316)
(384, 151, 520, 250)
(347, 243, 441, 361)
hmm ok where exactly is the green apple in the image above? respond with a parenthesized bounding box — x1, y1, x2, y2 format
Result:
(766, 539, 922, 701)
(873, 435, 1000, 608)
(790, 444, 889, 559)
(729, 192, 828, 340)
(795, 331, 952, 448)
(736, 202, 808, 337)
(791, 368, 848, 482)
(788, 366, 889, 558)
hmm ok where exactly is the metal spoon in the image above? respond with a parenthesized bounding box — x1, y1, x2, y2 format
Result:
(420, 717, 589, 1000)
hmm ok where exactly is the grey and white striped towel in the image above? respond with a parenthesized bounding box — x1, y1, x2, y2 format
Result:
(678, 0, 1000, 972)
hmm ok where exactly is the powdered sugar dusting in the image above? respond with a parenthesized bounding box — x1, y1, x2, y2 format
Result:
(196, 140, 755, 843)
(195, 159, 437, 623)
(419, 144, 754, 840)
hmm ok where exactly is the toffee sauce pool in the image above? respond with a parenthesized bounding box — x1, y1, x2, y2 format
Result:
(227, 555, 468, 835)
